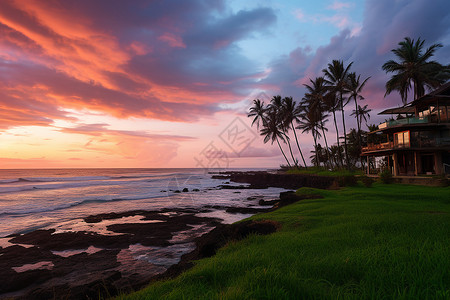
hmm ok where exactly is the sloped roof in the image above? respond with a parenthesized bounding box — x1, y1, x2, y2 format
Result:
(378, 106, 415, 115)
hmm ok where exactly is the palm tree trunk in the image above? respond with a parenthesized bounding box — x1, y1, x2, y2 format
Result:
(312, 131, 319, 167)
(331, 108, 342, 168)
(340, 94, 350, 169)
(276, 138, 291, 168)
(354, 96, 363, 169)
(291, 122, 307, 168)
(286, 136, 298, 168)
(320, 122, 331, 169)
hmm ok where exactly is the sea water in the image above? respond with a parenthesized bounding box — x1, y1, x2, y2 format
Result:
(0, 168, 284, 238)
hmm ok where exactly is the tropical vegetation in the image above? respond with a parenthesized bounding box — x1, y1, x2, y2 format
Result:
(248, 36, 449, 170)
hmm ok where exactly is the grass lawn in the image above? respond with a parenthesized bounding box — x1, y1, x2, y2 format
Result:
(119, 183, 450, 299)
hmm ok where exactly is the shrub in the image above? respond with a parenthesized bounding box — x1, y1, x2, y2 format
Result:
(360, 175, 374, 187)
(337, 174, 357, 187)
(379, 169, 393, 184)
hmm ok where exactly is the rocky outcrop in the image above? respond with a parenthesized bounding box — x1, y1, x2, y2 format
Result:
(222, 171, 335, 189)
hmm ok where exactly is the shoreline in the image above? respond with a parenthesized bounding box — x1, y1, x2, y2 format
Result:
(0, 171, 296, 300)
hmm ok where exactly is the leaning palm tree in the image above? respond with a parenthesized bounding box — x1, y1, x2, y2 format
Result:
(260, 109, 292, 168)
(323, 60, 353, 168)
(248, 99, 267, 129)
(382, 37, 450, 105)
(268, 95, 298, 167)
(281, 96, 307, 168)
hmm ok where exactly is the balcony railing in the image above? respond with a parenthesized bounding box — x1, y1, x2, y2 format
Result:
(362, 137, 450, 153)
(378, 116, 429, 129)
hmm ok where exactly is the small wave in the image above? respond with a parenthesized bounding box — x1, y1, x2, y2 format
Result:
(0, 193, 167, 216)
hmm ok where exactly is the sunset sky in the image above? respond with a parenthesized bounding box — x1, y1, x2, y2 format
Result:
(1, 0, 449, 169)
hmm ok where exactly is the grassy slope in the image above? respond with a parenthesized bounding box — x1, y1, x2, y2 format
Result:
(120, 184, 450, 300)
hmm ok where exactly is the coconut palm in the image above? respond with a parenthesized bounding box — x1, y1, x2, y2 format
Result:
(248, 99, 267, 129)
(267, 95, 298, 167)
(351, 104, 372, 129)
(347, 73, 370, 140)
(260, 109, 291, 167)
(382, 37, 450, 105)
(281, 96, 307, 168)
(323, 60, 353, 168)
(297, 105, 323, 167)
(303, 77, 331, 168)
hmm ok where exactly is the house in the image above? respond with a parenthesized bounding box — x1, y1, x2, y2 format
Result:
(361, 82, 450, 176)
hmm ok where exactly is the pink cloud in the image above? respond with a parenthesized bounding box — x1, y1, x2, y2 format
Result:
(158, 33, 186, 48)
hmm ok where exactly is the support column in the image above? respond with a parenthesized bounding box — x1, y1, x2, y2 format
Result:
(434, 152, 443, 175)
(366, 156, 370, 175)
(414, 152, 418, 176)
(393, 153, 398, 176)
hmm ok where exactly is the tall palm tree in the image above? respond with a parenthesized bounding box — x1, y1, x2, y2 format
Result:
(268, 95, 298, 167)
(323, 60, 353, 168)
(382, 37, 450, 105)
(297, 105, 322, 167)
(248, 99, 267, 129)
(281, 96, 307, 168)
(303, 77, 331, 168)
(347, 73, 370, 141)
(351, 104, 372, 129)
(260, 109, 292, 168)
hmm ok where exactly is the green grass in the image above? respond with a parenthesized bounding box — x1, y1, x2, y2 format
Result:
(119, 183, 450, 300)
(286, 167, 362, 177)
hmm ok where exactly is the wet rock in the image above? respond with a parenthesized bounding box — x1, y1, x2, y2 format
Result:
(225, 207, 269, 214)
(259, 199, 279, 206)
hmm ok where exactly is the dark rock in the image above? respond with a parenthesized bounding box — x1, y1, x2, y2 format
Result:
(223, 171, 335, 189)
(182, 188, 189, 192)
(192, 189, 200, 192)
(259, 199, 279, 206)
(233, 191, 241, 193)
(225, 207, 269, 214)
(174, 190, 181, 193)
(211, 175, 230, 179)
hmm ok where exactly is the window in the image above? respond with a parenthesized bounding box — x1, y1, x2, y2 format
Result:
(394, 131, 410, 148)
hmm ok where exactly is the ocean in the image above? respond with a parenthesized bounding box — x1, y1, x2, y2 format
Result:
(0, 168, 284, 238)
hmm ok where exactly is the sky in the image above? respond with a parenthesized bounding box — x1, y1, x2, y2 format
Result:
(0, 0, 449, 169)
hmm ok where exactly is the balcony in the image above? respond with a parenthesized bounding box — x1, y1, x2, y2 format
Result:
(362, 137, 450, 153)
(378, 116, 429, 129)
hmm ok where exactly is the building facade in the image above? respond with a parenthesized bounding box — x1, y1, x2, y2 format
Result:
(361, 82, 450, 176)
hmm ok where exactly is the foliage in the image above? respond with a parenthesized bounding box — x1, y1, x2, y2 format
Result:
(382, 37, 450, 104)
(120, 184, 450, 299)
(337, 174, 357, 187)
(379, 169, 393, 184)
(360, 175, 374, 187)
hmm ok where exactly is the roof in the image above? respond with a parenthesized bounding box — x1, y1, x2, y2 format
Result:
(378, 81, 450, 115)
(378, 106, 415, 115)
(410, 81, 450, 105)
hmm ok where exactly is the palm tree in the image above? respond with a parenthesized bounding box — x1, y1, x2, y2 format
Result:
(297, 105, 322, 167)
(382, 37, 450, 105)
(351, 104, 372, 129)
(268, 95, 298, 167)
(303, 77, 331, 168)
(260, 109, 291, 167)
(248, 99, 267, 129)
(347, 73, 370, 141)
(323, 60, 353, 168)
(281, 96, 307, 168)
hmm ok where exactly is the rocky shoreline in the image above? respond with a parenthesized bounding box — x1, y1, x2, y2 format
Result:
(0, 171, 321, 300)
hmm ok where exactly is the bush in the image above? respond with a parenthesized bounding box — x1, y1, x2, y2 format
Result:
(379, 169, 393, 184)
(337, 174, 357, 187)
(360, 175, 374, 187)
